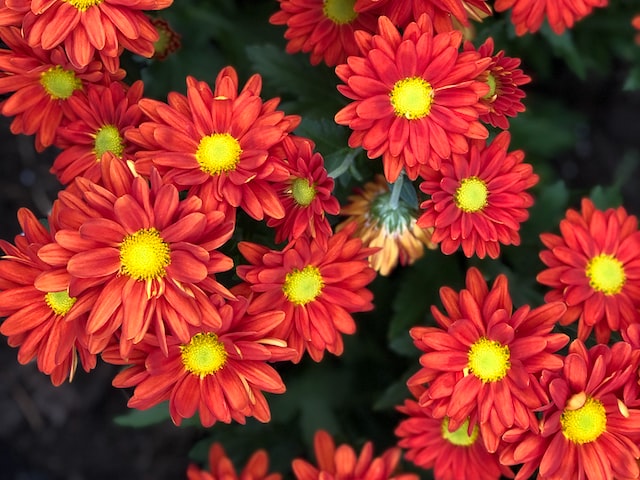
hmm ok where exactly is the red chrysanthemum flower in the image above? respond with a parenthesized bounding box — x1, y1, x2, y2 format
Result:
(1, 0, 173, 72)
(334, 14, 491, 182)
(0, 208, 97, 386)
(36, 156, 235, 357)
(537, 197, 640, 344)
(150, 17, 181, 61)
(269, 0, 379, 67)
(108, 295, 295, 427)
(127, 67, 301, 221)
(236, 224, 376, 363)
(417, 131, 538, 259)
(0, 26, 124, 151)
(266, 135, 340, 247)
(407, 267, 569, 453)
(292, 430, 419, 480)
(500, 340, 640, 480)
(51, 79, 145, 185)
(354, 0, 492, 31)
(463, 38, 530, 129)
(395, 396, 514, 480)
(187, 442, 282, 480)
(633, 14, 640, 44)
(494, 0, 608, 35)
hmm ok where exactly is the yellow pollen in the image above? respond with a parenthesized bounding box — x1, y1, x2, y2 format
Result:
(322, 0, 357, 24)
(62, 0, 102, 11)
(180, 332, 227, 378)
(290, 178, 316, 207)
(454, 177, 488, 213)
(586, 253, 626, 295)
(282, 265, 324, 306)
(93, 124, 125, 160)
(119, 228, 171, 281)
(467, 337, 511, 383)
(441, 417, 478, 447)
(44, 290, 77, 316)
(40, 65, 82, 100)
(561, 395, 607, 444)
(389, 77, 434, 120)
(196, 133, 242, 176)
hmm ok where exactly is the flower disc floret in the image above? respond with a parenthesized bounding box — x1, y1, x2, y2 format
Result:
(196, 133, 242, 176)
(390, 77, 434, 120)
(586, 254, 626, 295)
(180, 333, 228, 378)
(441, 417, 478, 447)
(94, 124, 125, 159)
(561, 395, 607, 445)
(44, 290, 77, 316)
(119, 228, 171, 281)
(323, 0, 358, 24)
(64, 0, 103, 11)
(40, 66, 82, 100)
(282, 265, 324, 306)
(467, 337, 510, 383)
(454, 177, 488, 213)
(291, 178, 316, 207)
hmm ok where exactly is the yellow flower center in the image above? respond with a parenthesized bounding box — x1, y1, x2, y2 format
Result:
(62, 0, 102, 11)
(585, 254, 626, 295)
(483, 72, 497, 100)
(40, 65, 82, 100)
(44, 290, 77, 316)
(454, 177, 488, 213)
(282, 265, 324, 306)
(467, 337, 511, 383)
(322, 0, 357, 24)
(94, 124, 125, 160)
(389, 77, 434, 120)
(196, 133, 242, 176)
(180, 332, 228, 378)
(119, 228, 171, 281)
(291, 178, 316, 207)
(561, 395, 607, 444)
(441, 417, 478, 447)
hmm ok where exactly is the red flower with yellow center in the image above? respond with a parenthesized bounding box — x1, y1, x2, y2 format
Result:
(108, 296, 295, 427)
(269, 0, 379, 67)
(537, 197, 640, 344)
(407, 267, 569, 453)
(334, 14, 491, 182)
(236, 225, 376, 363)
(187, 442, 282, 480)
(417, 131, 538, 259)
(0, 26, 123, 151)
(1, 0, 173, 72)
(51, 80, 145, 185)
(36, 157, 235, 357)
(494, 0, 608, 35)
(127, 67, 301, 221)
(0, 208, 97, 386)
(292, 429, 418, 480)
(500, 340, 640, 480)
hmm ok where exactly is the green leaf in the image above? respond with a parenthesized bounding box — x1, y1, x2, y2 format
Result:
(113, 402, 171, 428)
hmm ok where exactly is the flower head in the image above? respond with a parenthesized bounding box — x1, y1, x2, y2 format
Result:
(407, 267, 569, 452)
(537, 197, 640, 344)
(334, 14, 491, 182)
(417, 132, 538, 259)
(337, 174, 436, 276)
(187, 442, 282, 480)
(150, 17, 182, 61)
(292, 429, 418, 480)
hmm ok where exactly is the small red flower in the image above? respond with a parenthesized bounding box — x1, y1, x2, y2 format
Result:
(150, 17, 182, 61)
(417, 132, 538, 259)
(334, 14, 491, 182)
(187, 442, 282, 480)
(537, 197, 640, 344)
(633, 14, 640, 44)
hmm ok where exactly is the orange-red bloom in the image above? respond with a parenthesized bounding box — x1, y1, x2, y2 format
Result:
(269, 0, 379, 67)
(494, 0, 608, 35)
(407, 267, 569, 453)
(127, 67, 300, 221)
(108, 296, 295, 427)
(0, 0, 173, 72)
(334, 14, 491, 182)
(36, 157, 235, 357)
(150, 17, 181, 61)
(0, 208, 97, 385)
(395, 396, 513, 480)
(187, 442, 282, 480)
(292, 430, 418, 480)
(537, 197, 640, 344)
(236, 225, 376, 363)
(0, 26, 123, 151)
(633, 14, 640, 44)
(417, 132, 538, 259)
(52, 79, 145, 185)
(500, 340, 640, 480)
